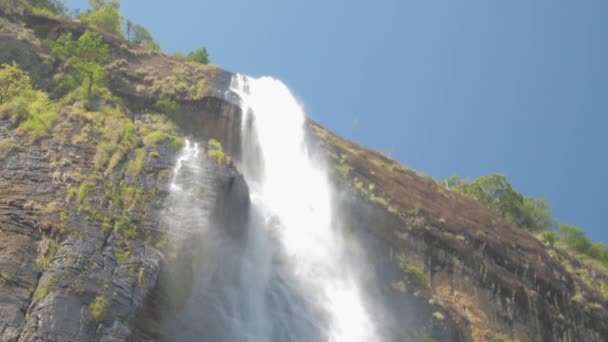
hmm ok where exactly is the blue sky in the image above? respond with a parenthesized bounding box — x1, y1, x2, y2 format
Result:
(65, 0, 607, 243)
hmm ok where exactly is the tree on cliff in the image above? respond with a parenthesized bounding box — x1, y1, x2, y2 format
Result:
(187, 48, 210, 64)
(80, 0, 123, 37)
(457, 173, 554, 232)
(49, 31, 111, 108)
(126, 20, 160, 50)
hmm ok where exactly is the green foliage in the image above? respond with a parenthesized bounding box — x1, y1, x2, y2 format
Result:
(558, 224, 593, 253)
(80, 0, 123, 37)
(186, 48, 210, 64)
(95, 111, 138, 173)
(158, 169, 171, 181)
(589, 242, 608, 262)
(114, 249, 130, 265)
(142, 130, 183, 150)
(461, 174, 526, 223)
(543, 231, 557, 247)
(333, 162, 352, 178)
(114, 215, 137, 239)
(126, 148, 146, 177)
(0, 62, 33, 104)
(601, 282, 608, 298)
(126, 21, 160, 50)
(101, 216, 112, 234)
(449, 173, 607, 267)
(455, 174, 554, 232)
(394, 254, 430, 291)
(17, 94, 59, 139)
(155, 97, 180, 115)
(35, 276, 57, 301)
(77, 180, 95, 205)
(29, 0, 67, 16)
(104, 122, 137, 173)
(0, 63, 59, 139)
(0, 138, 20, 160)
(50, 31, 111, 108)
(137, 267, 146, 287)
(37, 239, 63, 270)
(444, 175, 464, 190)
(494, 332, 510, 342)
(558, 224, 608, 265)
(207, 138, 230, 165)
(89, 295, 109, 322)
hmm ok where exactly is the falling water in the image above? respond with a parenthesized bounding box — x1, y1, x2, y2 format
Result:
(230, 75, 378, 342)
(160, 76, 378, 341)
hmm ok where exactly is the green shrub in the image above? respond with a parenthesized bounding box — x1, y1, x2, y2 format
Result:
(114, 249, 130, 265)
(80, 0, 123, 37)
(126, 148, 146, 177)
(89, 295, 109, 322)
(494, 332, 509, 342)
(126, 21, 160, 50)
(543, 231, 557, 247)
(589, 242, 608, 262)
(34, 276, 57, 301)
(448, 174, 556, 233)
(102, 119, 138, 174)
(101, 216, 112, 234)
(0, 139, 19, 160)
(16, 94, 59, 139)
(155, 97, 180, 115)
(395, 254, 430, 291)
(114, 215, 137, 239)
(448, 173, 606, 266)
(186, 48, 210, 64)
(0, 63, 59, 139)
(29, 0, 67, 16)
(558, 224, 592, 254)
(0, 62, 34, 104)
(49, 31, 111, 108)
(143, 130, 183, 150)
(137, 267, 146, 287)
(207, 138, 230, 165)
(77, 180, 96, 205)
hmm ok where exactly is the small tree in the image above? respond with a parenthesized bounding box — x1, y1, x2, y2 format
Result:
(80, 0, 123, 37)
(131, 24, 160, 50)
(30, 0, 67, 15)
(542, 231, 557, 247)
(187, 48, 210, 64)
(0, 62, 34, 104)
(50, 31, 111, 108)
(444, 175, 464, 190)
(558, 224, 592, 254)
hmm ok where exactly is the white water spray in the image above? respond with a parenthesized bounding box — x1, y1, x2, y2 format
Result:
(231, 75, 377, 342)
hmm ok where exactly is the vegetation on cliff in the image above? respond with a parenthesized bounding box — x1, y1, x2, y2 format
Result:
(446, 174, 608, 267)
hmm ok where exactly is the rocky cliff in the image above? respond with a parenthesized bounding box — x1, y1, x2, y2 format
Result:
(0, 7, 607, 342)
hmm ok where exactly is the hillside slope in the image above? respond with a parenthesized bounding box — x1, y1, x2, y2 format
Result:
(0, 7, 606, 342)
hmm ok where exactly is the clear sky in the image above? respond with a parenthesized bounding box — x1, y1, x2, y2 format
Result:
(65, 0, 607, 243)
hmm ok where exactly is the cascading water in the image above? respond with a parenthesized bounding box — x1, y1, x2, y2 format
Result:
(160, 76, 379, 342)
(229, 75, 378, 342)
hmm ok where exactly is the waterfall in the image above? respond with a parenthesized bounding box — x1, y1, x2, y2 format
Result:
(161, 76, 378, 342)
(230, 75, 378, 342)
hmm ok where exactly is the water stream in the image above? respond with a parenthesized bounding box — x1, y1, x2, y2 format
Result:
(163, 75, 377, 341)
(230, 75, 377, 342)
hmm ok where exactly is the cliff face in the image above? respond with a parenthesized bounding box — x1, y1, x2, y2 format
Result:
(311, 126, 608, 341)
(0, 8, 607, 342)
